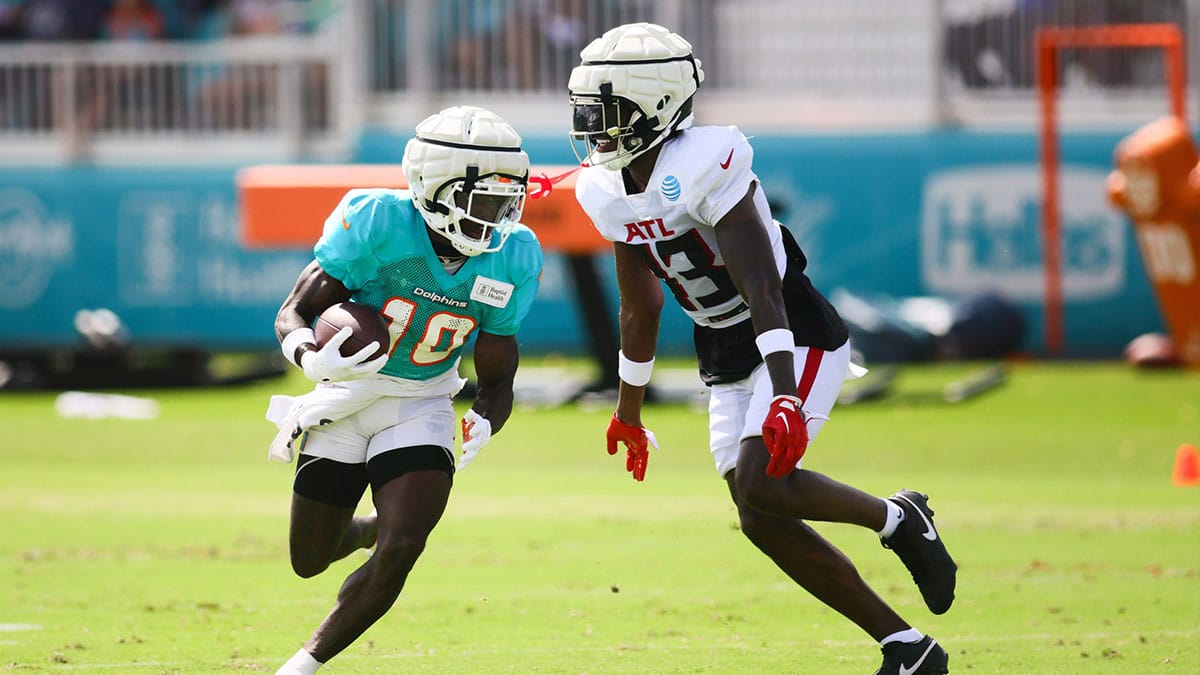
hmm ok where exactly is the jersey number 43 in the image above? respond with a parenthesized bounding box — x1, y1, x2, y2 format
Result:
(642, 233, 739, 311)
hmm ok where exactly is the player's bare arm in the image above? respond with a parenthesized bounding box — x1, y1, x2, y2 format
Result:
(275, 261, 353, 359)
(713, 184, 797, 399)
(468, 330, 519, 434)
(612, 240, 664, 425)
(565, 24, 954, 672)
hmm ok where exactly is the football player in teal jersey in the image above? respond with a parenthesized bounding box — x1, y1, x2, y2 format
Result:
(270, 106, 542, 675)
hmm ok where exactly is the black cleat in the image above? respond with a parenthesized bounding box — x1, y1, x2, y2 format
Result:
(875, 636, 949, 674)
(881, 490, 957, 614)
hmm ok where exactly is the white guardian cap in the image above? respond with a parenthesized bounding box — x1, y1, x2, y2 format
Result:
(402, 106, 530, 256)
(568, 22, 704, 170)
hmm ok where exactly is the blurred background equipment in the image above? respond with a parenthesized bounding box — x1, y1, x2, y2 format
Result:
(73, 307, 129, 351)
(1173, 442, 1200, 486)
(0, 303, 283, 390)
(1122, 331, 1184, 368)
(1106, 115, 1200, 368)
(0, 0, 1196, 389)
(1036, 21, 1189, 356)
(833, 289, 1026, 364)
(54, 389, 161, 419)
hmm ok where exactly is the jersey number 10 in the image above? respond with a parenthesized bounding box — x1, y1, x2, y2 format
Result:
(382, 297, 478, 366)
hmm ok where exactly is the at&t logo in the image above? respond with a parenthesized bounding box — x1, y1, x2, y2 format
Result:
(661, 175, 681, 202)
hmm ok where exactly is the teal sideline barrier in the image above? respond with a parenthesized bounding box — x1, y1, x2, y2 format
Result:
(0, 130, 1169, 358)
(0, 166, 310, 351)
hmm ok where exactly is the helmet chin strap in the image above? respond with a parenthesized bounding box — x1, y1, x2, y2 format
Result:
(461, 165, 479, 199)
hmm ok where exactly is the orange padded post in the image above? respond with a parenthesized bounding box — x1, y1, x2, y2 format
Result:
(1106, 116, 1200, 367)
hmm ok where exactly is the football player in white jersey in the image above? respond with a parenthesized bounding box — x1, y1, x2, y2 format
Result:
(269, 106, 542, 674)
(569, 23, 955, 675)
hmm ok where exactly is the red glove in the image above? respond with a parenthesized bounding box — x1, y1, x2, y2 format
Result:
(762, 395, 808, 478)
(606, 413, 659, 482)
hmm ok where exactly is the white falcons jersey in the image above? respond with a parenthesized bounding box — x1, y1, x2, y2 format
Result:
(575, 125, 785, 329)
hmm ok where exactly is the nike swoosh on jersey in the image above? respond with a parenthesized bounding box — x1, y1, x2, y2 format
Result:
(896, 493, 939, 541)
(719, 148, 734, 170)
(899, 639, 938, 675)
(342, 216, 350, 230)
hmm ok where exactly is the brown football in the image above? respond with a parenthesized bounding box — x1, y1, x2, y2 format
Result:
(314, 302, 390, 360)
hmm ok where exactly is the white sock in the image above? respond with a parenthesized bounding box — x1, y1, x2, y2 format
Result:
(277, 649, 322, 675)
(877, 498, 905, 538)
(880, 628, 923, 646)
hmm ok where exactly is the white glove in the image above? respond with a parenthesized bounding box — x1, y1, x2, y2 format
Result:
(457, 409, 492, 471)
(299, 326, 389, 383)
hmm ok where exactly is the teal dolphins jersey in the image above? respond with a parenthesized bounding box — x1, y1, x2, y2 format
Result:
(314, 188, 543, 382)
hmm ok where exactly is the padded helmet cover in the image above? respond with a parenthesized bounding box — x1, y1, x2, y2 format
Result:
(402, 106, 530, 255)
(568, 23, 704, 170)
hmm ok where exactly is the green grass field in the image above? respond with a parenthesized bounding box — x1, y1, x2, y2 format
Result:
(2, 361, 1198, 674)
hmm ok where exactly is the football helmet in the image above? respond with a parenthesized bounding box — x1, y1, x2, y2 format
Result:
(568, 22, 704, 171)
(402, 106, 530, 256)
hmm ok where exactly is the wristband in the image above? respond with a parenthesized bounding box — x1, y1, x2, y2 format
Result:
(755, 328, 795, 358)
(617, 350, 655, 387)
(280, 327, 316, 368)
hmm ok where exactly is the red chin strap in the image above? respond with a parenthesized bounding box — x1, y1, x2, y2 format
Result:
(528, 165, 584, 199)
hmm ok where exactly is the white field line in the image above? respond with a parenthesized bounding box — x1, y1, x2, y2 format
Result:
(42, 627, 1200, 670)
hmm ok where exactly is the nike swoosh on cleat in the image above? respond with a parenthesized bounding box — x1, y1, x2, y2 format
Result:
(899, 639, 938, 675)
(719, 148, 734, 169)
(896, 493, 938, 541)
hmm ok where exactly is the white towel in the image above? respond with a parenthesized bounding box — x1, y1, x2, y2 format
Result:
(265, 385, 382, 462)
(264, 367, 468, 463)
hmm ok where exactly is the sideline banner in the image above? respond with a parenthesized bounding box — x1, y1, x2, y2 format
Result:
(0, 131, 1169, 357)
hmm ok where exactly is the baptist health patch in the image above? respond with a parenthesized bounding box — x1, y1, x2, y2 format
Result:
(470, 276, 514, 308)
